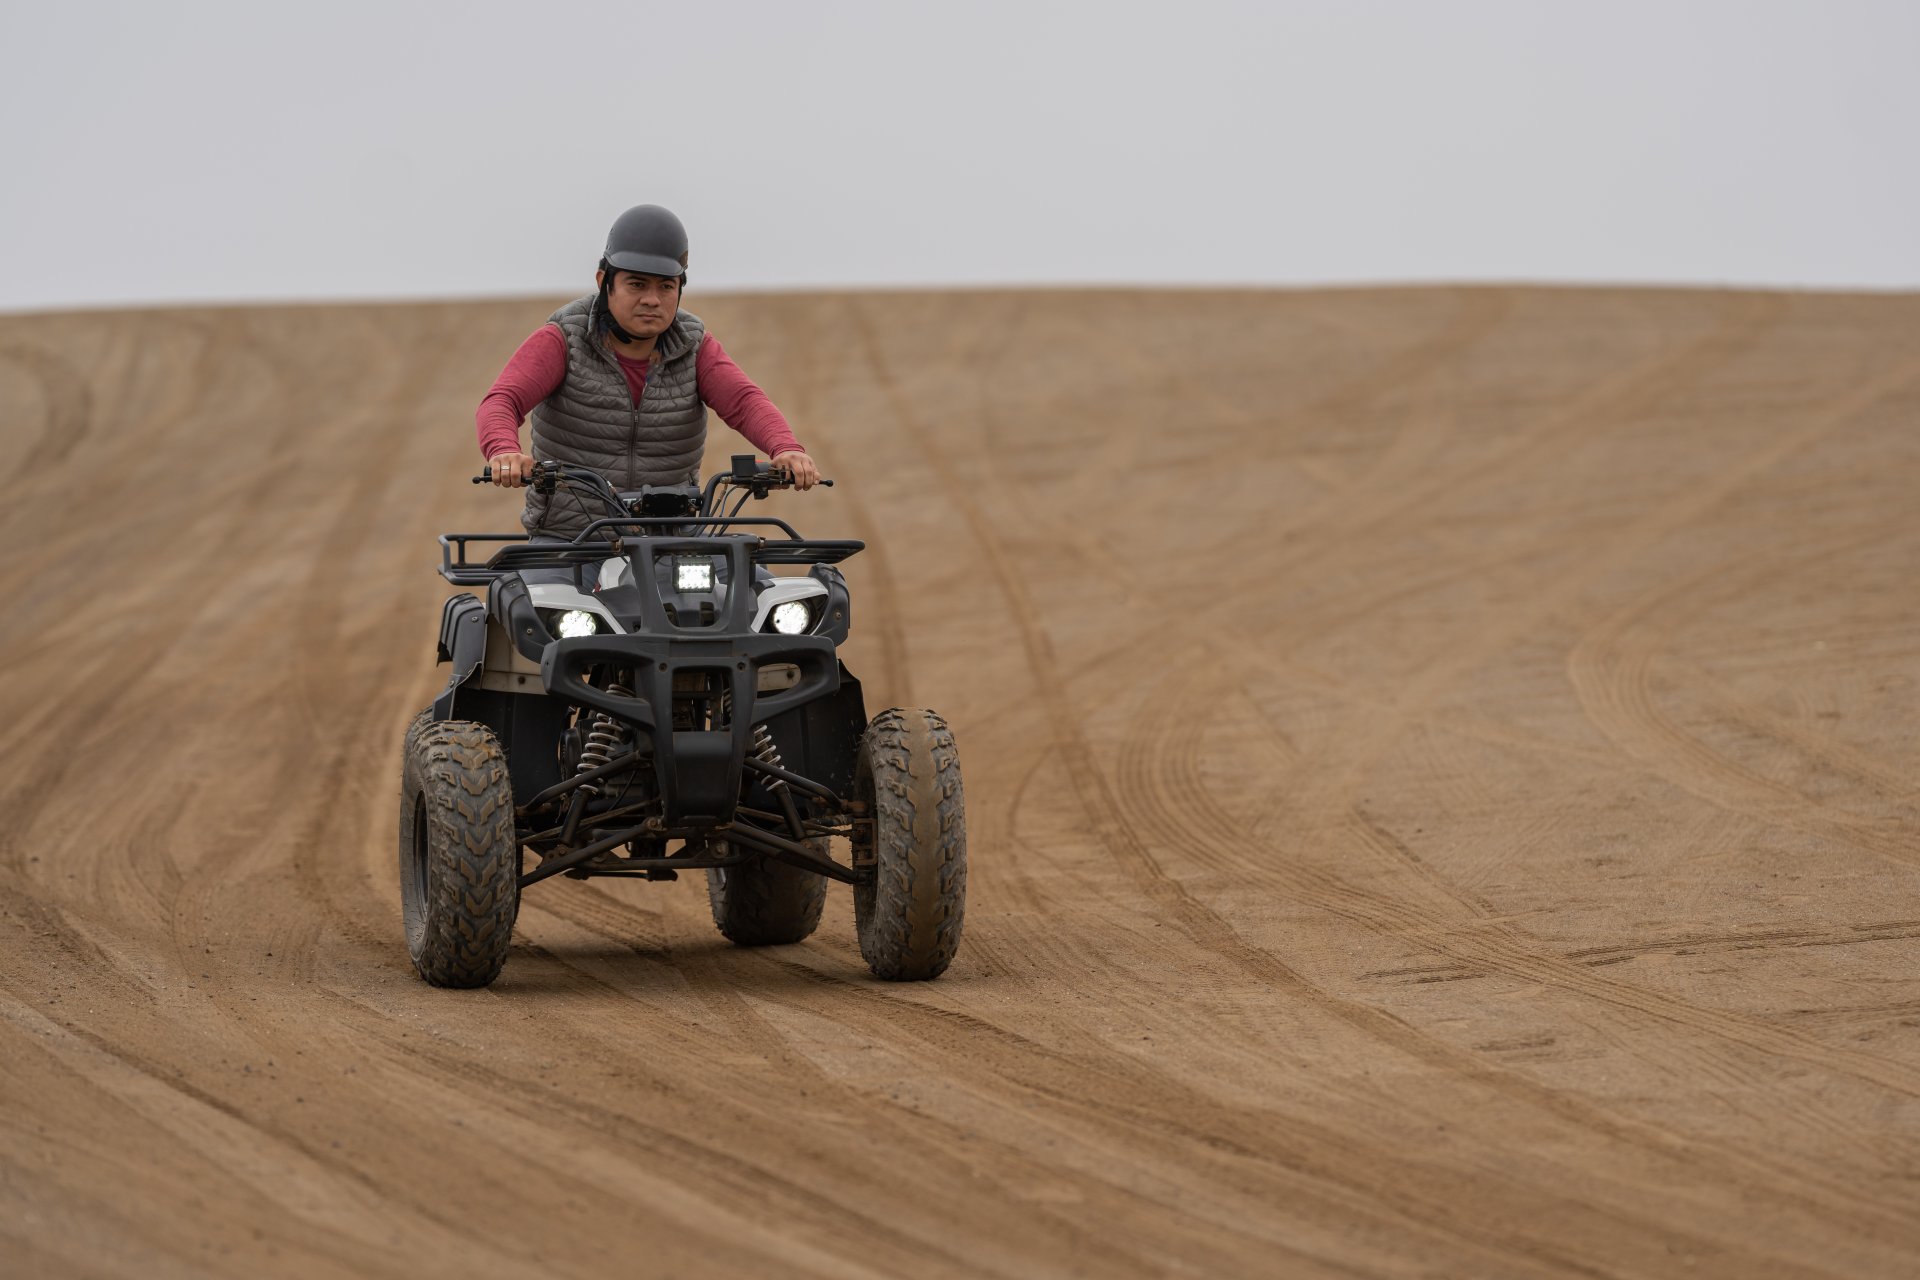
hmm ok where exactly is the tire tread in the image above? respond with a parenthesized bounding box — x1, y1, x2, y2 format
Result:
(706, 847, 828, 946)
(854, 707, 966, 980)
(400, 713, 519, 987)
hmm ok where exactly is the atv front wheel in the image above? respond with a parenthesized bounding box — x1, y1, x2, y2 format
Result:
(706, 851, 828, 946)
(399, 713, 520, 987)
(852, 708, 966, 980)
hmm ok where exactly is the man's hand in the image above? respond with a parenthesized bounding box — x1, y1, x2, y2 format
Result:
(488, 452, 536, 488)
(772, 450, 820, 491)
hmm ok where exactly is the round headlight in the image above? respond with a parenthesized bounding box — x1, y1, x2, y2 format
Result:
(770, 600, 812, 635)
(555, 608, 599, 638)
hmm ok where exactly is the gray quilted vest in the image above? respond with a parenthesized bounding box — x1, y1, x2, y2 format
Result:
(522, 293, 708, 536)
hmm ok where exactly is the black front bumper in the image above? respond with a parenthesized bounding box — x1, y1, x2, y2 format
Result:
(541, 631, 838, 824)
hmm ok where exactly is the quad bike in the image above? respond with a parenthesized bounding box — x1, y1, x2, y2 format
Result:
(401, 456, 966, 988)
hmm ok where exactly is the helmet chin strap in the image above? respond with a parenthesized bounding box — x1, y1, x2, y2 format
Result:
(595, 265, 644, 345)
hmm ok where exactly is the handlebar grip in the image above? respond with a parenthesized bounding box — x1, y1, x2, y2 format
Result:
(764, 459, 834, 487)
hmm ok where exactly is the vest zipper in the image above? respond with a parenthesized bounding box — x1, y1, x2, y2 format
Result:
(625, 360, 646, 491)
(626, 403, 640, 490)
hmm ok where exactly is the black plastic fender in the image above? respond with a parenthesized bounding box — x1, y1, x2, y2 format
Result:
(809, 564, 852, 645)
(492, 573, 557, 664)
(432, 593, 487, 721)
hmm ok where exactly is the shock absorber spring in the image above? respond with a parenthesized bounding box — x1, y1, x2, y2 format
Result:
(749, 723, 787, 791)
(750, 722, 808, 836)
(573, 682, 636, 798)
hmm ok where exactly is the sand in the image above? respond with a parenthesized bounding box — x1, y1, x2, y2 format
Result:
(1, 285, 1917, 1277)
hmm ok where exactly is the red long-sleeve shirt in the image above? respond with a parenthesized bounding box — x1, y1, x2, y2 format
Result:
(476, 323, 803, 463)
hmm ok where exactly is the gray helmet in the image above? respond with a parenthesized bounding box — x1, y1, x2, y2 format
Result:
(601, 204, 688, 278)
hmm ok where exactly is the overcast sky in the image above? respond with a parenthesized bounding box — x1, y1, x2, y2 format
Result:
(3, 0, 1916, 311)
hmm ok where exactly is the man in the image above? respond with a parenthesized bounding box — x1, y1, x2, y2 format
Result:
(476, 204, 818, 537)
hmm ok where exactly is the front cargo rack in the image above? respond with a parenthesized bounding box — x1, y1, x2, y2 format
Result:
(439, 517, 864, 586)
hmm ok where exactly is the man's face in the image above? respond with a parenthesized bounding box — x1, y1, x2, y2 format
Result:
(599, 269, 680, 341)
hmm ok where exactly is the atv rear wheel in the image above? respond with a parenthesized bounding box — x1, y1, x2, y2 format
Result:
(399, 713, 520, 987)
(852, 708, 966, 980)
(706, 850, 828, 946)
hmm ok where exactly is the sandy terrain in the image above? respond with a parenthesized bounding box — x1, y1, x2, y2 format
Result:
(1, 286, 1917, 1278)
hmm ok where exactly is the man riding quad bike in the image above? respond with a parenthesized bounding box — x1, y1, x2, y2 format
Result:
(399, 206, 966, 987)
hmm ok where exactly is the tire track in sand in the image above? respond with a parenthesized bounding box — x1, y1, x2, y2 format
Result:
(842, 300, 1920, 1256)
(1567, 523, 1920, 872)
(1123, 657, 1920, 1187)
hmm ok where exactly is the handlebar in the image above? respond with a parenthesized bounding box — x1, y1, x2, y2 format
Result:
(473, 459, 831, 489)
